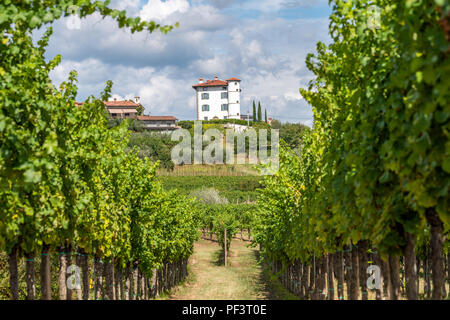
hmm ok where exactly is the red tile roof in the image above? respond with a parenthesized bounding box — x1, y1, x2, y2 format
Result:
(104, 100, 139, 107)
(226, 77, 241, 81)
(192, 79, 228, 88)
(74, 101, 139, 108)
(137, 115, 178, 121)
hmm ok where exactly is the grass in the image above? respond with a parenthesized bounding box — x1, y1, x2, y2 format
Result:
(160, 238, 450, 300)
(166, 239, 297, 300)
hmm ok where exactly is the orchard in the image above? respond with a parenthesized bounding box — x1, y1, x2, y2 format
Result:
(252, 0, 449, 300)
(0, 1, 197, 300)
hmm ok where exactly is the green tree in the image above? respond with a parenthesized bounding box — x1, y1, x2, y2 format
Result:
(257, 102, 262, 122)
(136, 104, 144, 116)
(252, 101, 256, 122)
(128, 118, 145, 132)
(270, 119, 281, 129)
(0, 0, 202, 301)
(265, 109, 267, 123)
(252, 0, 449, 301)
(279, 122, 309, 152)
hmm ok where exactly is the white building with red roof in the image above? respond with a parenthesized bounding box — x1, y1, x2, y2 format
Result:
(192, 76, 241, 120)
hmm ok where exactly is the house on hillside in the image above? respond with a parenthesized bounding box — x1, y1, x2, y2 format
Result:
(137, 115, 180, 132)
(76, 97, 141, 119)
(104, 97, 141, 119)
(192, 76, 241, 120)
(76, 98, 179, 131)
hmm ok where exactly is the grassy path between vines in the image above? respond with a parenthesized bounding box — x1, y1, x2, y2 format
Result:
(165, 238, 298, 300)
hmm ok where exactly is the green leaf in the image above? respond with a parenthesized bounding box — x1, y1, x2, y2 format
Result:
(29, 16, 41, 28)
(379, 171, 392, 183)
(43, 12, 54, 23)
(443, 157, 450, 174)
(23, 169, 42, 183)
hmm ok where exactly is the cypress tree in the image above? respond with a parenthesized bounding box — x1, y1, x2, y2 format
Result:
(257, 102, 262, 122)
(265, 109, 267, 123)
(252, 101, 256, 122)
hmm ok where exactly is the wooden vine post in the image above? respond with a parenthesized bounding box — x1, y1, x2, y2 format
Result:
(224, 227, 227, 267)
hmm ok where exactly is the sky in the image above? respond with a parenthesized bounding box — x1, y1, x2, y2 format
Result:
(40, 0, 332, 127)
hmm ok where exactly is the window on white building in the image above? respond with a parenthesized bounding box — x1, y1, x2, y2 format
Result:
(224, 116, 228, 119)
(202, 105, 210, 111)
(221, 104, 228, 111)
(202, 93, 209, 99)
(204, 116, 208, 120)
(203, 87, 207, 91)
(221, 92, 228, 99)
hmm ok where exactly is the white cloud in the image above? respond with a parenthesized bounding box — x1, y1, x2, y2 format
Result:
(205, 0, 237, 9)
(190, 56, 228, 75)
(138, 74, 187, 113)
(110, 0, 141, 14)
(43, 0, 330, 123)
(51, 58, 110, 86)
(284, 92, 302, 101)
(110, 94, 126, 101)
(139, 0, 190, 21)
(50, 58, 196, 117)
(247, 40, 262, 58)
(175, 5, 228, 31)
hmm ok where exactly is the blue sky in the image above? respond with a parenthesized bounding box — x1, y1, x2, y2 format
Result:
(219, 0, 331, 20)
(42, 0, 332, 127)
